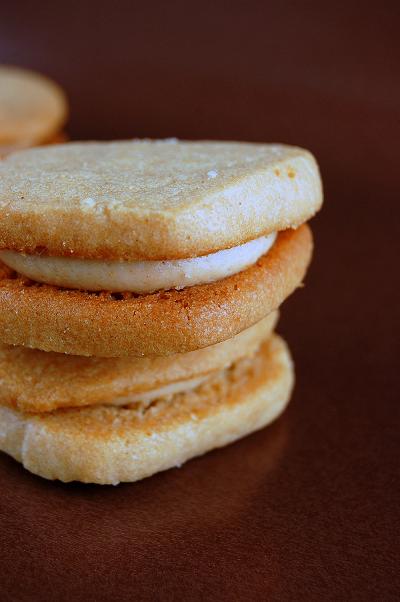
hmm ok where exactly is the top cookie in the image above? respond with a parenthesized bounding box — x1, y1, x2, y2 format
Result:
(0, 139, 322, 260)
(0, 65, 68, 147)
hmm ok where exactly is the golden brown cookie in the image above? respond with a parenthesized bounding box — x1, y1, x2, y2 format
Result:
(0, 65, 68, 149)
(0, 312, 278, 413)
(0, 334, 293, 484)
(0, 226, 312, 356)
(0, 139, 322, 260)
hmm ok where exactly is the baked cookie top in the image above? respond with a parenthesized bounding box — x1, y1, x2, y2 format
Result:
(0, 65, 68, 146)
(0, 139, 322, 260)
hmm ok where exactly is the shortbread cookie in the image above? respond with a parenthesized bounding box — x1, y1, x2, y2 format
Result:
(0, 226, 311, 356)
(0, 334, 293, 484)
(0, 312, 277, 413)
(0, 139, 322, 260)
(0, 65, 67, 149)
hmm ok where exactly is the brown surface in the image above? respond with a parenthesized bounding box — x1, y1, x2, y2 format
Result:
(0, 1, 399, 600)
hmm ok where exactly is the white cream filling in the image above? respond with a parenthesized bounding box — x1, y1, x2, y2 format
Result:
(111, 376, 209, 407)
(0, 232, 276, 293)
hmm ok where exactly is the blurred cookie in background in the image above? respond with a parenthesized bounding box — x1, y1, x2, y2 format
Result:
(0, 65, 68, 157)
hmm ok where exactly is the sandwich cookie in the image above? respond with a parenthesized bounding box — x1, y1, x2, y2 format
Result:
(0, 225, 311, 356)
(0, 334, 293, 485)
(0, 140, 321, 356)
(0, 65, 68, 156)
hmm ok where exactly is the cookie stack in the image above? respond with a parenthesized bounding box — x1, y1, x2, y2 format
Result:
(0, 140, 322, 484)
(0, 65, 68, 157)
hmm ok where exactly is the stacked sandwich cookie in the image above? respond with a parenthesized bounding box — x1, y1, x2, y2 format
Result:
(0, 65, 68, 157)
(0, 140, 322, 484)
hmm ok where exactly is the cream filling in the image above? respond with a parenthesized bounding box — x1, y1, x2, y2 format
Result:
(0, 232, 277, 293)
(111, 375, 209, 407)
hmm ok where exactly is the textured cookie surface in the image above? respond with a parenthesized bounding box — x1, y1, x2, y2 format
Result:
(0, 139, 322, 259)
(0, 334, 293, 484)
(0, 312, 277, 413)
(0, 65, 67, 146)
(0, 225, 312, 356)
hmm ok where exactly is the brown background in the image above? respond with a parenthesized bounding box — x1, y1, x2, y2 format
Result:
(0, 1, 399, 600)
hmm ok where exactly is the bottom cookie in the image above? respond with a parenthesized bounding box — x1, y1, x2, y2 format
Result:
(0, 334, 294, 485)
